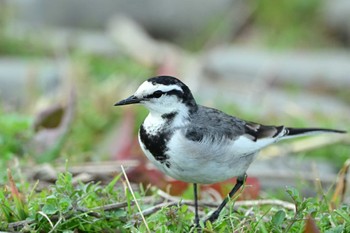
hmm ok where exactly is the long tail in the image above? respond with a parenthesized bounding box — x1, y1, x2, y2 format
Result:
(281, 127, 346, 140)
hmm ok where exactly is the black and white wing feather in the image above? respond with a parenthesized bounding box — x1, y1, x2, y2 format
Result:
(185, 105, 346, 154)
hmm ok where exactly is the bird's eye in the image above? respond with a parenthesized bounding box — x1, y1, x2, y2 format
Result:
(153, 90, 163, 98)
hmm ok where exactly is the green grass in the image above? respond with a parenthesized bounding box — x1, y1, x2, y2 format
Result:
(1, 171, 349, 232)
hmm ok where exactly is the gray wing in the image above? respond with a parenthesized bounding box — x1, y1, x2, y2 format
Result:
(185, 105, 285, 142)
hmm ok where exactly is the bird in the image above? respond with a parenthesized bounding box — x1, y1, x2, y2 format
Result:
(114, 75, 346, 227)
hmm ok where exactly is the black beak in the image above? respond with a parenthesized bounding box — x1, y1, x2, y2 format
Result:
(114, 95, 142, 106)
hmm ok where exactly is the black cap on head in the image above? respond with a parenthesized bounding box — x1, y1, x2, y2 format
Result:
(147, 75, 185, 86)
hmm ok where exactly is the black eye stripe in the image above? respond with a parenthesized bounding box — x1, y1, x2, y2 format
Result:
(167, 90, 183, 97)
(145, 91, 164, 99)
(153, 90, 163, 98)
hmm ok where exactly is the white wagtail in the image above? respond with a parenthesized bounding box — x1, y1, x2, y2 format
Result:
(114, 75, 346, 226)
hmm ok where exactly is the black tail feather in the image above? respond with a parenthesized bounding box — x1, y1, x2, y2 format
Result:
(284, 127, 346, 139)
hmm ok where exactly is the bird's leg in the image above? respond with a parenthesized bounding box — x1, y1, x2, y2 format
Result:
(205, 173, 247, 223)
(193, 183, 200, 227)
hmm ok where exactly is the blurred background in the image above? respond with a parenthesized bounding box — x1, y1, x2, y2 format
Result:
(0, 0, 349, 200)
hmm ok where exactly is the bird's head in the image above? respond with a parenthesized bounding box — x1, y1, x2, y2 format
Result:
(114, 76, 197, 116)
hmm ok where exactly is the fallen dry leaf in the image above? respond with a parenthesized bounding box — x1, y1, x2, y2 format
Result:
(31, 88, 76, 163)
(304, 215, 320, 233)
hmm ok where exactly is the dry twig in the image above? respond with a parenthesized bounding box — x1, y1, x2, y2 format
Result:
(157, 189, 296, 211)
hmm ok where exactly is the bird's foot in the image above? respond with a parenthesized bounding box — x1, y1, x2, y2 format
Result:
(190, 219, 202, 232)
(204, 210, 220, 224)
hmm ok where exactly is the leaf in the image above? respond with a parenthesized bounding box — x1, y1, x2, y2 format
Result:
(272, 210, 286, 227)
(324, 225, 344, 233)
(104, 173, 122, 194)
(32, 88, 76, 163)
(59, 197, 72, 212)
(286, 186, 302, 205)
(304, 216, 320, 233)
(33, 104, 64, 131)
(62, 230, 75, 233)
(42, 203, 58, 215)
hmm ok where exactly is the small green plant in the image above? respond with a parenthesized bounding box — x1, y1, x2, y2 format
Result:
(284, 187, 350, 232)
(0, 171, 128, 232)
(1, 169, 350, 232)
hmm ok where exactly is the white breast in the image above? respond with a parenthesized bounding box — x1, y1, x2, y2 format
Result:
(162, 131, 259, 184)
